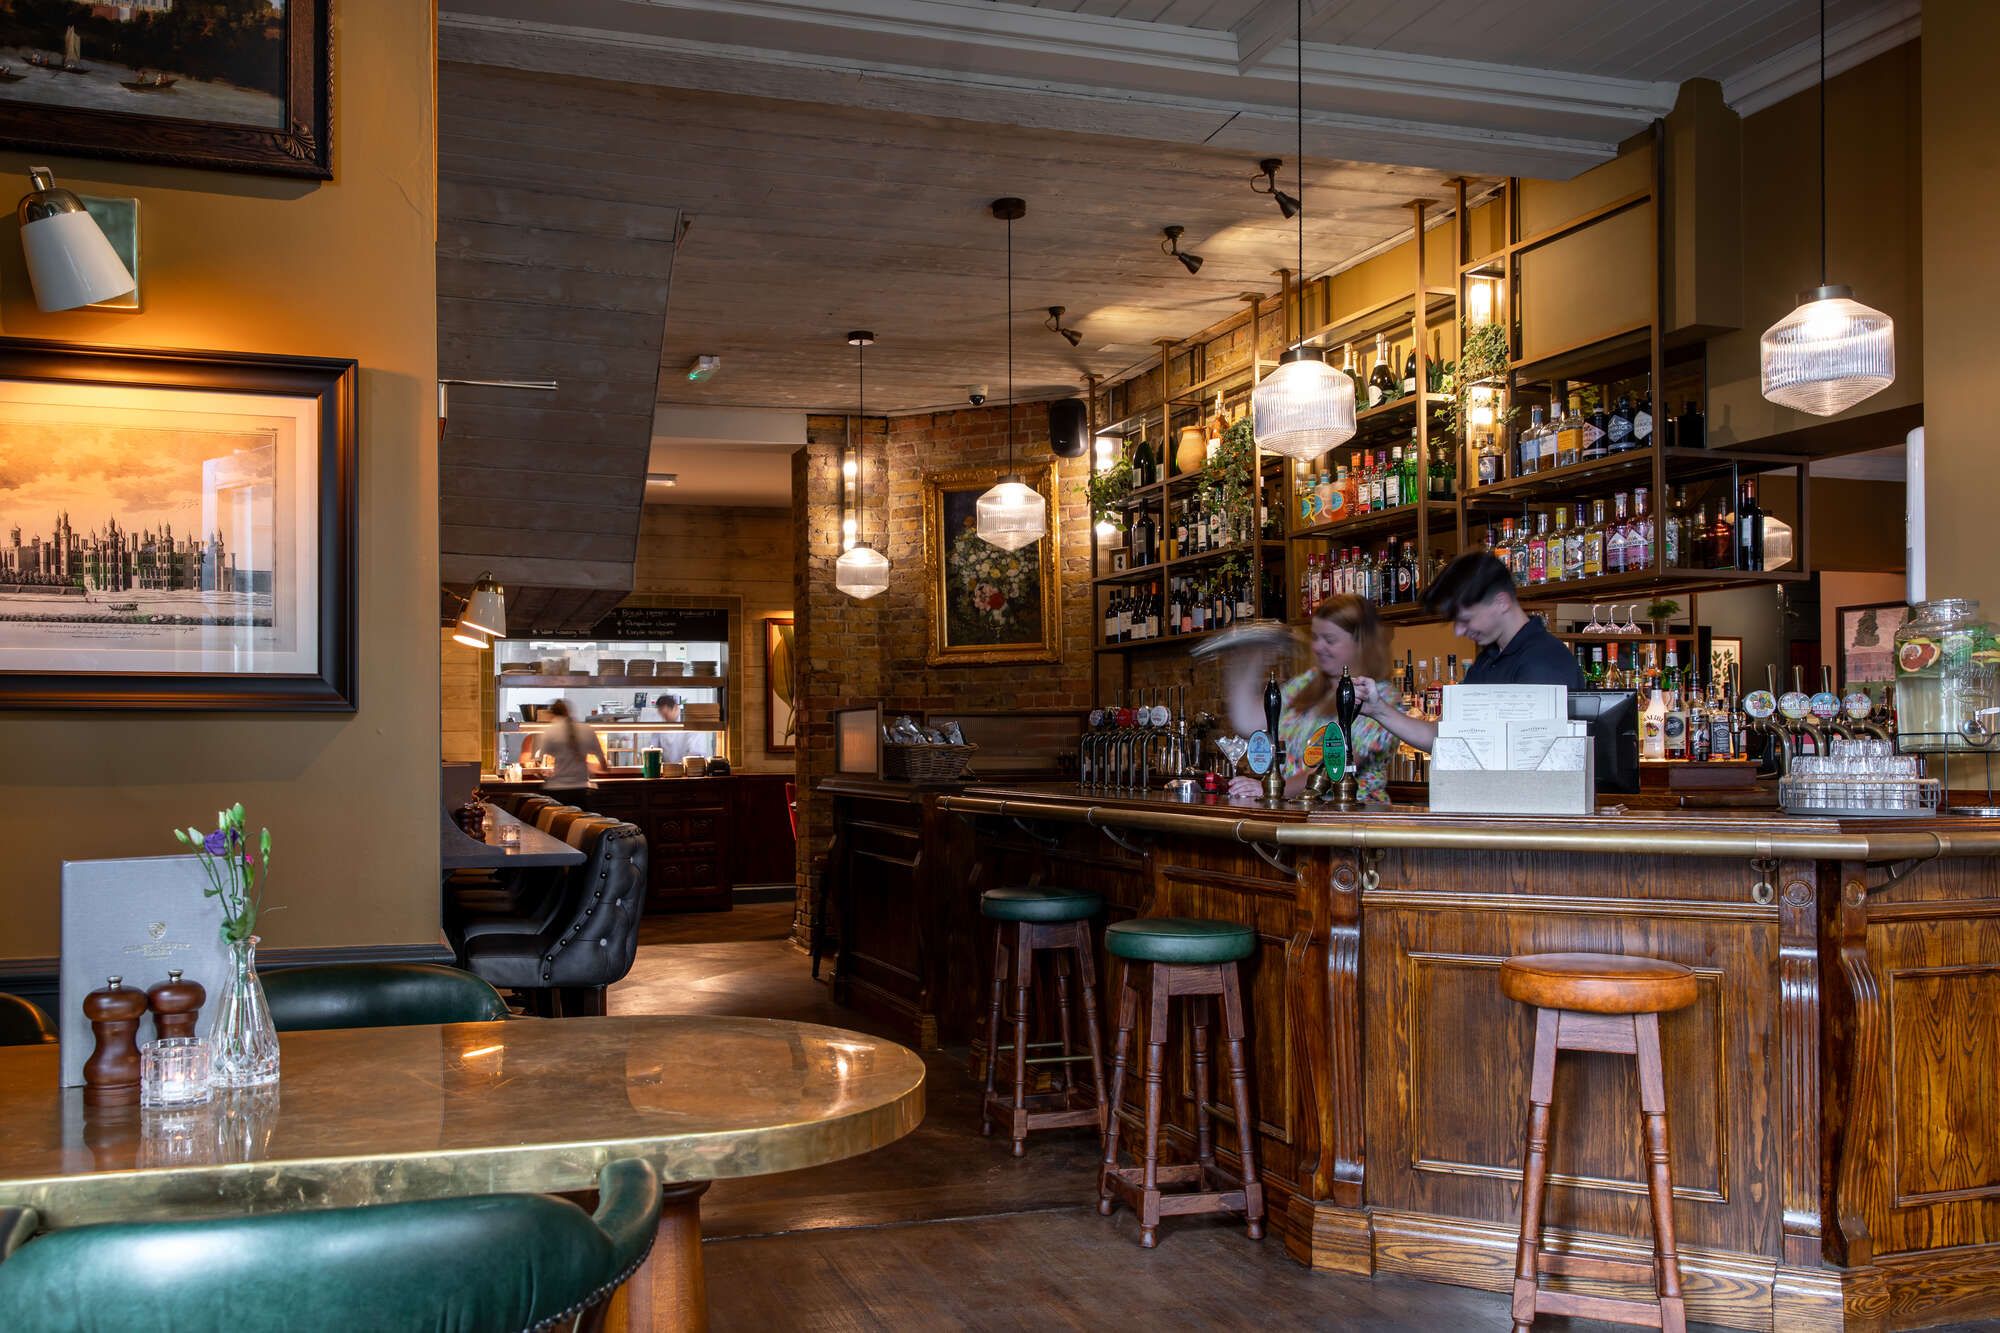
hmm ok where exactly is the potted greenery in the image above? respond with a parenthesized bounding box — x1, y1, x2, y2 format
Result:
(1197, 417, 1255, 580)
(1083, 456, 1133, 533)
(1647, 598, 1681, 634)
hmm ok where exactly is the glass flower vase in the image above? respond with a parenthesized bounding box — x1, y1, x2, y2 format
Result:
(210, 935, 280, 1088)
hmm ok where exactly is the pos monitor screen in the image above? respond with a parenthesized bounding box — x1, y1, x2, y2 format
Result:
(1567, 689, 1640, 795)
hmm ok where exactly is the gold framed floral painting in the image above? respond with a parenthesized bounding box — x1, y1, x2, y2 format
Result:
(921, 465, 1061, 666)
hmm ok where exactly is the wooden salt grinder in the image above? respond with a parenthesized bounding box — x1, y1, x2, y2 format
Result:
(83, 977, 148, 1107)
(147, 969, 205, 1040)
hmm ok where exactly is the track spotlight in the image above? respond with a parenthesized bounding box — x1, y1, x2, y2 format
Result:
(1253, 158, 1301, 219)
(1044, 306, 1083, 347)
(1160, 226, 1203, 275)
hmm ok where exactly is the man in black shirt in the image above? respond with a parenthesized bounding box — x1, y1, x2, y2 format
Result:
(1356, 552, 1585, 752)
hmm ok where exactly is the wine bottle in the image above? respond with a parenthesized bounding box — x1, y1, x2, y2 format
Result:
(1369, 334, 1396, 406)
(1608, 395, 1634, 452)
(1402, 342, 1417, 396)
(1134, 433, 1155, 487)
(1736, 478, 1764, 571)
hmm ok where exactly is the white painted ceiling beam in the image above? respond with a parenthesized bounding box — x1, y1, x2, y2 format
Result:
(443, 0, 1682, 178)
(1720, 0, 1919, 117)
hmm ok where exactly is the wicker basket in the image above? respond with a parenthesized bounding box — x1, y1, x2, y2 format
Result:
(883, 742, 976, 785)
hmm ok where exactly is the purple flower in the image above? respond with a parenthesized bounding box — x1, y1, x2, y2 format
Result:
(203, 829, 228, 856)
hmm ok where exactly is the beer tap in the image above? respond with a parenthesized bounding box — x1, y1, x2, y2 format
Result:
(1746, 664, 1793, 778)
(1819, 666, 1859, 741)
(1261, 670, 1286, 804)
(1792, 666, 1827, 756)
(1333, 666, 1361, 806)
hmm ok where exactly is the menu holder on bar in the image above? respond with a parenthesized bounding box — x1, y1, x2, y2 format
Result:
(1429, 685, 1594, 816)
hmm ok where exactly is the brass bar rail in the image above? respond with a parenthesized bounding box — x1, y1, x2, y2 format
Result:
(937, 793, 2000, 863)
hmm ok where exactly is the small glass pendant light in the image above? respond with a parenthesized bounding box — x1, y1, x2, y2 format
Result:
(834, 332, 892, 600)
(977, 197, 1048, 551)
(1759, 0, 1894, 417)
(1252, 0, 1356, 460)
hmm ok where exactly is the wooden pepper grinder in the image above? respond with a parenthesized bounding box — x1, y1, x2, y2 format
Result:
(147, 969, 205, 1040)
(83, 977, 148, 1107)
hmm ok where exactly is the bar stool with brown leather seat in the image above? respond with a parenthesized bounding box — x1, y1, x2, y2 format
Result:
(1098, 916, 1264, 1248)
(978, 887, 1109, 1156)
(1500, 951, 1698, 1333)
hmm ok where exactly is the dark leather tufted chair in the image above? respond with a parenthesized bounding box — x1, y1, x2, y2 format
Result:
(0, 993, 55, 1046)
(0, 1157, 662, 1333)
(264, 962, 511, 1032)
(463, 822, 647, 1018)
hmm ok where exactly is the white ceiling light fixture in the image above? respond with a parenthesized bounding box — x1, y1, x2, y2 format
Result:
(462, 571, 507, 638)
(16, 167, 135, 313)
(834, 331, 891, 600)
(1759, 0, 1893, 418)
(975, 197, 1047, 552)
(1250, 0, 1356, 463)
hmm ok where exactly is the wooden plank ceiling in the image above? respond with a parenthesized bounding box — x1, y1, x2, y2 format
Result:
(437, 61, 681, 634)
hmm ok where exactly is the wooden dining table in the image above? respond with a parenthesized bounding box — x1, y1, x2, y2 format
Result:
(0, 1014, 926, 1330)
(440, 804, 587, 871)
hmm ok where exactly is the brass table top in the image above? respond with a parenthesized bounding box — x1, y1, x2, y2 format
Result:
(0, 1015, 926, 1228)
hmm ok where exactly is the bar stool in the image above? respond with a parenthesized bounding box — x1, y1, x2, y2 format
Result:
(1500, 951, 1698, 1333)
(1098, 917, 1264, 1248)
(978, 887, 1109, 1156)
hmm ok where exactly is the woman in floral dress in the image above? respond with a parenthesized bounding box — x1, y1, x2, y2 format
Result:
(1225, 594, 1398, 803)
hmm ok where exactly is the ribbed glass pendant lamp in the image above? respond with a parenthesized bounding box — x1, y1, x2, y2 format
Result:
(976, 197, 1048, 552)
(1251, 0, 1355, 462)
(1759, 0, 1894, 417)
(834, 332, 892, 600)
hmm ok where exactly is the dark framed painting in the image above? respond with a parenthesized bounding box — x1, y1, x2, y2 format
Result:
(1837, 600, 1909, 688)
(764, 616, 796, 754)
(921, 464, 1061, 667)
(0, 339, 357, 710)
(0, 0, 332, 179)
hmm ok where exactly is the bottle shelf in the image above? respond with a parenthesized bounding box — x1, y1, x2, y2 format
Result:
(1092, 559, 1166, 588)
(1467, 445, 1802, 507)
(1551, 631, 1697, 644)
(1509, 323, 1652, 386)
(1093, 541, 1262, 587)
(1514, 566, 1809, 606)
(1289, 499, 1460, 545)
(1095, 622, 1245, 655)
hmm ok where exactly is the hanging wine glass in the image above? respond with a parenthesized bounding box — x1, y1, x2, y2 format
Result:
(1617, 603, 1641, 634)
(1584, 603, 1605, 634)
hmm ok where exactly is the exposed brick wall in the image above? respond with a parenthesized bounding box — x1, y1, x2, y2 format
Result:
(790, 405, 1093, 944)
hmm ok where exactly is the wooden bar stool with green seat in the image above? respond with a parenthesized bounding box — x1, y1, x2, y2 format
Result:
(978, 886, 1109, 1156)
(1500, 951, 1698, 1333)
(1098, 916, 1264, 1248)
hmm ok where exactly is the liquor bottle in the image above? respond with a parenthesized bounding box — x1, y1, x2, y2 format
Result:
(1369, 334, 1396, 406)
(1583, 499, 1607, 578)
(1588, 645, 1607, 686)
(1479, 422, 1505, 486)
(1103, 592, 1119, 643)
(1445, 653, 1460, 687)
(1606, 492, 1630, 576)
(1516, 406, 1544, 478)
(1705, 497, 1733, 569)
(1608, 395, 1635, 453)
(1428, 332, 1445, 392)
(1547, 508, 1567, 583)
(1583, 401, 1610, 461)
(1664, 488, 1687, 567)
(1564, 504, 1587, 581)
(1538, 407, 1559, 473)
(1402, 342, 1418, 396)
(1528, 513, 1549, 586)
(1384, 446, 1403, 508)
(1146, 584, 1162, 640)
(1689, 674, 1713, 761)
(1236, 573, 1254, 621)
(1171, 503, 1187, 562)
(1423, 659, 1444, 720)
(1634, 392, 1654, 448)
(1709, 676, 1736, 759)
(1341, 343, 1363, 401)
(1642, 670, 1667, 759)
(1555, 397, 1584, 468)
(1664, 688, 1689, 760)
(1370, 452, 1387, 512)
(1662, 645, 1681, 698)
(1628, 487, 1652, 571)
(1491, 517, 1513, 568)
(1677, 399, 1705, 449)
(1396, 540, 1418, 604)
(1134, 433, 1155, 487)
(1736, 478, 1764, 571)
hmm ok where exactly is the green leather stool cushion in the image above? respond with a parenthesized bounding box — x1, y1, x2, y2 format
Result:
(0, 1157, 661, 1333)
(0, 992, 56, 1046)
(1105, 917, 1255, 965)
(264, 962, 510, 1033)
(980, 886, 1102, 923)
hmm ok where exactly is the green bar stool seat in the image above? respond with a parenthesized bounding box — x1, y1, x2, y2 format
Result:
(978, 887, 1108, 1156)
(1099, 917, 1264, 1248)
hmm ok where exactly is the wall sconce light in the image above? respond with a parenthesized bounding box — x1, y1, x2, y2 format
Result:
(1466, 276, 1497, 328)
(1092, 434, 1118, 472)
(17, 167, 134, 312)
(1160, 226, 1203, 275)
(1468, 384, 1496, 428)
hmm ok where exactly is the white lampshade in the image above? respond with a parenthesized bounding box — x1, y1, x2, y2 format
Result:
(17, 169, 134, 312)
(1759, 284, 1894, 417)
(1252, 349, 1356, 461)
(463, 572, 507, 637)
(451, 619, 490, 650)
(975, 476, 1046, 551)
(834, 541, 891, 599)
(1762, 515, 1795, 570)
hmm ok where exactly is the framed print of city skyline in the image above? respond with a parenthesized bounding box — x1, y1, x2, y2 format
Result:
(0, 340, 356, 710)
(0, 1, 331, 179)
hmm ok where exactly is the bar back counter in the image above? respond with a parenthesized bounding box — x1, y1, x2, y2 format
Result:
(820, 777, 2000, 1330)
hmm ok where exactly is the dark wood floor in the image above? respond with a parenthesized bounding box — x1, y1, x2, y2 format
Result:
(616, 904, 1732, 1330)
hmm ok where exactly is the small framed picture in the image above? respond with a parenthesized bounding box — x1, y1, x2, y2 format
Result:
(1111, 550, 1130, 572)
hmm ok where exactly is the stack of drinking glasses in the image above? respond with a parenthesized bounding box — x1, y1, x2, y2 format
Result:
(1779, 738, 1940, 816)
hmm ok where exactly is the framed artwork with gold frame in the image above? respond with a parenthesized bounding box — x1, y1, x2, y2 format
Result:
(921, 464, 1061, 667)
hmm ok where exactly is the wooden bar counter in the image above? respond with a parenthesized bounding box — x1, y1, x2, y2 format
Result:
(819, 777, 2000, 1330)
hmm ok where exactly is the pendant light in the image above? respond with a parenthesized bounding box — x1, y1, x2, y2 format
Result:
(462, 571, 507, 638)
(1251, 0, 1356, 462)
(1758, 0, 1894, 417)
(975, 197, 1048, 552)
(834, 332, 891, 600)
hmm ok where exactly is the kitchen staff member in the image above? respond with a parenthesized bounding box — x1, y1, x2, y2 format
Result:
(533, 699, 606, 802)
(651, 694, 709, 766)
(1354, 552, 1586, 753)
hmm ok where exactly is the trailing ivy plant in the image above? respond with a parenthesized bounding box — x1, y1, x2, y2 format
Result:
(1198, 416, 1256, 581)
(1082, 457, 1134, 532)
(1445, 319, 1514, 447)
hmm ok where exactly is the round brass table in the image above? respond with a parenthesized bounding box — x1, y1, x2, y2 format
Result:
(0, 1014, 927, 1330)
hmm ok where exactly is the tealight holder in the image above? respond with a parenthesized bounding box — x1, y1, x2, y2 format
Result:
(140, 1036, 213, 1109)
(497, 823, 522, 849)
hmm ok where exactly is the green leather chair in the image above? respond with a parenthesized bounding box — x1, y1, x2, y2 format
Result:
(263, 962, 511, 1032)
(0, 992, 56, 1046)
(0, 1157, 662, 1333)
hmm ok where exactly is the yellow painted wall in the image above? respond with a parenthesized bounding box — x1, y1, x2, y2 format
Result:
(0, 0, 439, 959)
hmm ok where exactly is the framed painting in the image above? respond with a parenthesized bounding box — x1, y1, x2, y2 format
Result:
(0, 339, 357, 710)
(921, 464, 1061, 667)
(764, 616, 796, 753)
(0, 0, 331, 179)
(1837, 601, 1909, 687)
(1708, 637, 1742, 687)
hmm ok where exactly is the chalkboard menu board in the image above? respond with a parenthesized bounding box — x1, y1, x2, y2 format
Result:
(585, 606, 730, 642)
